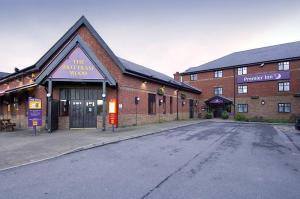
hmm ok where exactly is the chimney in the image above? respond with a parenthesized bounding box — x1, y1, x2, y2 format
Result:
(173, 72, 180, 81)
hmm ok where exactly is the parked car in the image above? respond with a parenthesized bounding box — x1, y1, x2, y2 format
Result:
(295, 117, 300, 131)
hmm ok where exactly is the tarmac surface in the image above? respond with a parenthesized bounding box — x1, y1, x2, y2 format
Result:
(0, 121, 299, 199)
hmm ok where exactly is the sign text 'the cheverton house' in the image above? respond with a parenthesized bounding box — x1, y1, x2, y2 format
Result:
(237, 71, 290, 84)
(51, 47, 104, 80)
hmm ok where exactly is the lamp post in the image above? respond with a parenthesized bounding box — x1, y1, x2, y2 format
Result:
(135, 96, 140, 126)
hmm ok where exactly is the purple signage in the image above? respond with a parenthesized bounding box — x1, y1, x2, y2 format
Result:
(51, 47, 104, 80)
(209, 98, 224, 104)
(237, 71, 290, 84)
(28, 97, 42, 128)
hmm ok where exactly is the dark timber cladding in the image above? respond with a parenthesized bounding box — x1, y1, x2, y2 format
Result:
(0, 16, 201, 131)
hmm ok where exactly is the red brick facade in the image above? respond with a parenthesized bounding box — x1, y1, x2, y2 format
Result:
(180, 60, 300, 121)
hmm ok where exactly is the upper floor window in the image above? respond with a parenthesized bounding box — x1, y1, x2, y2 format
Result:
(238, 85, 248, 94)
(278, 62, 289, 71)
(278, 82, 290, 92)
(278, 103, 291, 113)
(238, 67, 247, 75)
(214, 70, 223, 78)
(190, 74, 197, 81)
(214, 87, 223, 96)
(180, 76, 183, 82)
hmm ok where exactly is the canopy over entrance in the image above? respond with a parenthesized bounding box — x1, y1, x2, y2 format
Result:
(205, 96, 232, 118)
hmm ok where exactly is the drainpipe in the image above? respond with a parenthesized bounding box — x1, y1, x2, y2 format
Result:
(47, 79, 52, 133)
(176, 90, 179, 120)
(233, 68, 236, 116)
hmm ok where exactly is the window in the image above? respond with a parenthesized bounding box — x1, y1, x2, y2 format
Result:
(11, 97, 18, 116)
(190, 74, 197, 81)
(238, 104, 248, 113)
(214, 87, 223, 96)
(180, 76, 183, 82)
(278, 103, 291, 113)
(163, 96, 166, 114)
(278, 62, 289, 71)
(278, 82, 290, 92)
(170, 96, 173, 114)
(214, 70, 223, 78)
(148, 93, 156, 114)
(238, 85, 248, 94)
(238, 67, 247, 75)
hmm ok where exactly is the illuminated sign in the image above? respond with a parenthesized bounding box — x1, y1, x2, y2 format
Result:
(237, 71, 290, 84)
(109, 99, 118, 125)
(28, 97, 42, 127)
(51, 47, 104, 80)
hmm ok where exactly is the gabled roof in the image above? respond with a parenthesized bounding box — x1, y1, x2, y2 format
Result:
(0, 72, 9, 78)
(35, 35, 116, 86)
(119, 58, 201, 93)
(0, 16, 200, 93)
(184, 41, 300, 74)
(205, 95, 232, 104)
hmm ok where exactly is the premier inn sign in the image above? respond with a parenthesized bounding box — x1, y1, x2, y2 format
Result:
(51, 46, 104, 80)
(237, 71, 290, 84)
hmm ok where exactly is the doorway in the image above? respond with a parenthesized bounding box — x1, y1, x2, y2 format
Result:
(70, 100, 97, 128)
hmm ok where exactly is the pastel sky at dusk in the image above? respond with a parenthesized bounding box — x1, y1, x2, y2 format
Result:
(0, 0, 300, 76)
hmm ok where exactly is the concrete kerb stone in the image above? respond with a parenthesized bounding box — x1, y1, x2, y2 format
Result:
(0, 121, 202, 172)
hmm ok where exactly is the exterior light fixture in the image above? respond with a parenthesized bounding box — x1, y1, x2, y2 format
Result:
(261, 100, 265, 105)
(143, 81, 147, 84)
(182, 101, 185, 106)
(135, 96, 140, 105)
(102, 93, 106, 98)
(159, 99, 163, 105)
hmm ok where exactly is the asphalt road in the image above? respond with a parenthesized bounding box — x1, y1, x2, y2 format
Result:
(0, 122, 299, 199)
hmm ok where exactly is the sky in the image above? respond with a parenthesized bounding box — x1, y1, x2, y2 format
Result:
(0, 0, 300, 76)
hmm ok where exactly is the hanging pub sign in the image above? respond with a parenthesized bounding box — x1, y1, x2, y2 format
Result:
(28, 97, 42, 127)
(108, 99, 118, 125)
(237, 71, 290, 84)
(51, 46, 104, 80)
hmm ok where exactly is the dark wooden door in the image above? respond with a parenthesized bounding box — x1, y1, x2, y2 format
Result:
(51, 100, 59, 131)
(189, 99, 194, 118)
(84, 100, 97, 128)
(70, 100, 84, 128)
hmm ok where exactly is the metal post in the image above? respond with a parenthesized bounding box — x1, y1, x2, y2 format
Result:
(102, 81, 106, 131)
(176, 90, 179, 120)
(47, 79, 52, 133)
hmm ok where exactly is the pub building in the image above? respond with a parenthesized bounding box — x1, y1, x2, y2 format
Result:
(0, 16, 201, 132)
(178, 41, 300, 121)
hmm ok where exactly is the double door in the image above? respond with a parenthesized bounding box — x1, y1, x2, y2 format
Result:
(70, 100, 97, 128)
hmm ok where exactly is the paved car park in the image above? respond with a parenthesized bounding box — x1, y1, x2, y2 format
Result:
(0, 121, 299, 199)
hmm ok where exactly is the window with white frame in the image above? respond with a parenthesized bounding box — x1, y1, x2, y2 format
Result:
(278, 82, 290, 92)
(238, 104, 248, 113)
(180, 76, 183, 82)
(214, 87, 223, 96)
(214, 70, 223, 78)
(238, 67, 247, 75)
(190, 74, 197, 81)
(278, 103, 291, 113)
(238, 85, 248, 94)
(278, 62, 289, 71)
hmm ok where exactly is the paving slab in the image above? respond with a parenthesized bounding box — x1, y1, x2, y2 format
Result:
(0, 120, 201, 171)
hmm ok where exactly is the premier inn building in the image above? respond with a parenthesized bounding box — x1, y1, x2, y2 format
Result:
(0, 16, 201, 131)
(178, 41, 300, 122)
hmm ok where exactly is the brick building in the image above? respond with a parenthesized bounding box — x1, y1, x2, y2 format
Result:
(0, 16, 201, 131)
(178, 42, 300, 122)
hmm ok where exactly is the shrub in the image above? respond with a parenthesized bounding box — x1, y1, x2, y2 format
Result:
(205, 112, 213, 119)
(221, 111, 229, 119)
(235, 113, 247, 121)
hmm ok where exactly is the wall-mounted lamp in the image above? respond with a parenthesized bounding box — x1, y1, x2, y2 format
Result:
(159, 99, 163, 106)
(261, 100, 265, 105)
(143, 81, 147, 84)
(135, 96, 140, 105)
(102, 93, 106, 99)
(182, 101, 186, 106)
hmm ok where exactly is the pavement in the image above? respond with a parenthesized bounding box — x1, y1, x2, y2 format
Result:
(0, 119, 201, 171)
(0, 121, 299, 199)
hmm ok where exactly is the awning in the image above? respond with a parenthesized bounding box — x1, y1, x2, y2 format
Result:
(205, 96, 232, 105)
(1, 83, 37, 95)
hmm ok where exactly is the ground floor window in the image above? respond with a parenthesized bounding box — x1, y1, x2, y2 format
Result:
(163, 96, 166, 114)
(238, 104, 248, 113)
(170, 96, 173, 114)
(278, 103, 291, 113)
(148, 93, 156, 114)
